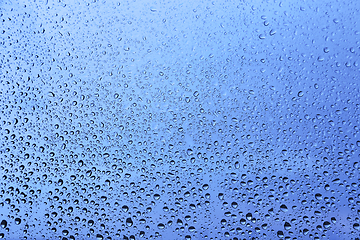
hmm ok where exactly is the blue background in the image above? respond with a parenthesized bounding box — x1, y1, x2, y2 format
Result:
(0, 0, 359, 239)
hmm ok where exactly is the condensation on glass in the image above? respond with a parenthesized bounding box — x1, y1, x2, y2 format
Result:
(0, 0, 359, 239)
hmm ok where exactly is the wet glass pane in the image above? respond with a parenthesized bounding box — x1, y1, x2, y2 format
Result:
(1, 0, 360, 239)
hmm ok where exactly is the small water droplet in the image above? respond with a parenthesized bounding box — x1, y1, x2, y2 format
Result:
(15, 218, 21, 225)
(269, 29, 276, 36)
(0, 220, 7, 228)
(126, 218, 133, 227)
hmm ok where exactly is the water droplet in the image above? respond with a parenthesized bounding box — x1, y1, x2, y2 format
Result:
(353, 223, 360, 230)
(315, 193, 322, 200)
(158, 223, 165, 229)
(280, 204, 288, 212)
(0, 220, 7, 228)
(122, 205, 129, 212)
(323, 221, 331, 229)
(126, 218, 133, 227)
(15, 218, 21, 225)
(218, 193, 224, 200)
(154, 194, 161, 200)
(88, 220, 94, 226)
(284, 222, 291, 230)
(259, 34, 266, 39)
(187, 149, 193, 156)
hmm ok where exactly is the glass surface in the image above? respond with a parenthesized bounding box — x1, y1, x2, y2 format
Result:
(1, 0, 359, 239)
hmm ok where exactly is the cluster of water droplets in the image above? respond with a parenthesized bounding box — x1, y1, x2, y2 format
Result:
(1, 0, 360, 239)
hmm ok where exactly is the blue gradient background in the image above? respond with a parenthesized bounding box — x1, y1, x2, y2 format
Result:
(0, 0, 359, 239)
